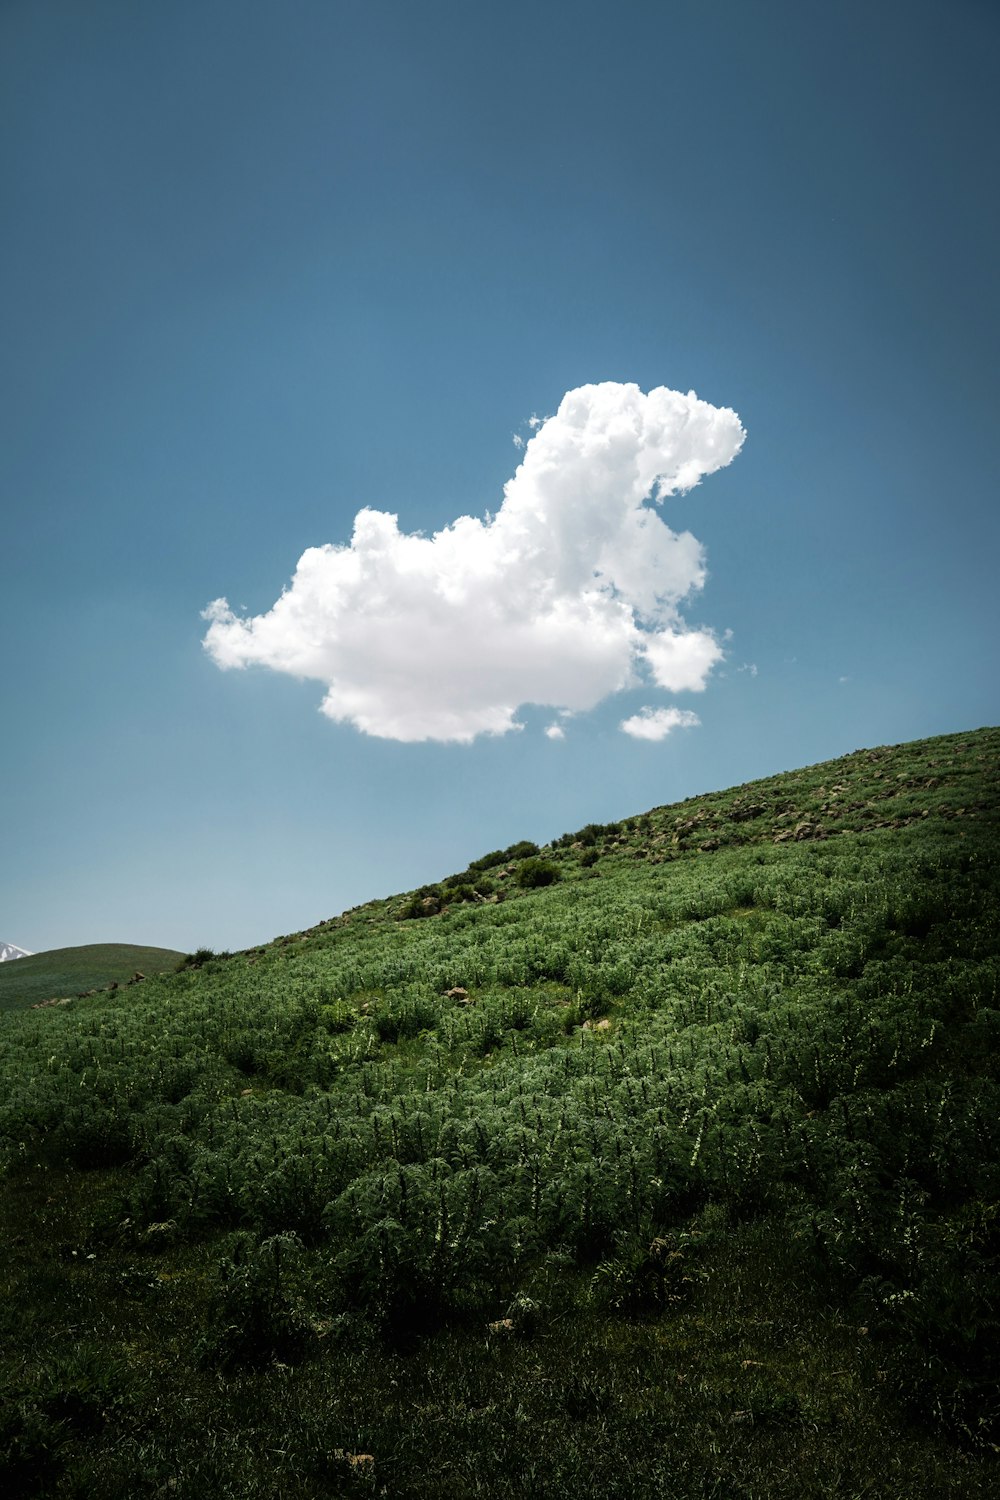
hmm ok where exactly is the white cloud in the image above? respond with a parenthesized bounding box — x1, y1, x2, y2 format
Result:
(544, 723, 566, 740)
(643, 627, 723, 692)
(620, 707, 701, 741)
(203, 381, 745, 743)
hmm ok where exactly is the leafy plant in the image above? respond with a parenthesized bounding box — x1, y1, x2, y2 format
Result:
(197, 1232, 315, 1370)
(516, 859, 561, 889)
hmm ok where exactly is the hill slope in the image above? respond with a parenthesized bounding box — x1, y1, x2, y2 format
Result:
(0, 727, 997, 1498)
(0, 944, 184, 1013)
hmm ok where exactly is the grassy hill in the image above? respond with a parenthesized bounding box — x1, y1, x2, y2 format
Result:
(0, 726, 997, 1498)
(0, 944, 184, 1013)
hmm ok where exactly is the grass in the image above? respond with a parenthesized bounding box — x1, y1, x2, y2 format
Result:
(0, 945, 184, 1013)
(1, 1171, 993, 1498)
(0, 725, 997, 1496)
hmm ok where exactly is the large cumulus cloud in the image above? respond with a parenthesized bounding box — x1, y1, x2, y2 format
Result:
(203, 382, 744, 742)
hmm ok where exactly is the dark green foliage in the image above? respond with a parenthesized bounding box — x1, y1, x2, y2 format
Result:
(468, 849, 509, 872)
(0, 1399, 67, 1499)
(1, 727, 999, 1495)
(0, 1346, 127, 1498)
(399, 886, 442, 919)
(428, 842, 541, 909)
(28, 1347, 123, 1438)
(461, 840, 539, 875)
(197, 1233, 315, 1370)
(515, 858, 561, 888)
(372, 995, 437, 1043)
(503, 840, 540, 862)
(589, 1230, 697, 1314)
(180, 947, 221, 969)
(554, 820, 620, 849)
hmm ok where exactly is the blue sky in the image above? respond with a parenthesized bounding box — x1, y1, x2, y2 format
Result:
(3, 0, 998, 954)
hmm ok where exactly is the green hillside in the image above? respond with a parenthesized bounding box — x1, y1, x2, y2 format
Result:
(0, 944, 184, 1013)
(1, 727, 998, 1498)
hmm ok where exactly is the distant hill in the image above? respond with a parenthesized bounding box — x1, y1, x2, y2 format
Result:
(0, 942, 183, 1012)
(0, 941, 31, 962)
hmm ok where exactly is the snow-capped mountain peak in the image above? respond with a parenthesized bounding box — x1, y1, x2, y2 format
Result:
(0, 942, 32, 962)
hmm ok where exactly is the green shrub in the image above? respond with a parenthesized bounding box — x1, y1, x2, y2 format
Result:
(400, 887, 442, 919)
(466, 840, 539, 873)
(179, 947, 217, 969)
(590, 1234, 691, 1315)
(374, 998, 437, 1044)
(320, 1001, 355, 1034)
(516, 859, 561, 889)
(197, 1233, 315, 1370)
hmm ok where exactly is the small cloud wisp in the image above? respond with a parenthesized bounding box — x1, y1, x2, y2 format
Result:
(203, 381, 745, 743)
(619, 706, 701, 742)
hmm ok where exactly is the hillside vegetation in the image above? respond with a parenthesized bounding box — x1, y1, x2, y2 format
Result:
(1, 727, 998, 1498)
(0, 945, 184, 1013)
